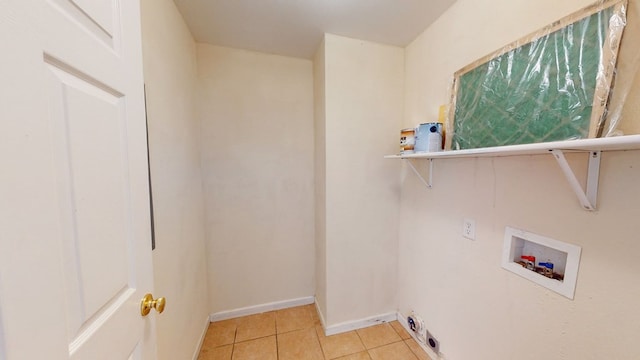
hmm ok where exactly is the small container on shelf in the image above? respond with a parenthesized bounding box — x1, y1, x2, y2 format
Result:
(400, 128, 416, 154)
(415, 123, 443, 153)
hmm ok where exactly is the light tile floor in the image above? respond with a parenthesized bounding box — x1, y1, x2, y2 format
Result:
(198, 304, 432, 360)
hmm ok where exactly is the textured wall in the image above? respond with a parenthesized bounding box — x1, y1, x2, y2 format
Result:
(398, 0, 640, 359)
(140, 0, 210, 358)
(320, 34, 404, 326)
(314, 37, 328, 320)
(197, 44, 315, 314)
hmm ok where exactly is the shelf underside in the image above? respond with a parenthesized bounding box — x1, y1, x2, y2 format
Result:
(385, 135, 640, 159)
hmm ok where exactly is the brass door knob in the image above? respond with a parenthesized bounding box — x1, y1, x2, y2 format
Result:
(140, 293, 166, 316)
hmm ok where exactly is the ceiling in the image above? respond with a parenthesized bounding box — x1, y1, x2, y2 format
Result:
(172, 0, 458, 59)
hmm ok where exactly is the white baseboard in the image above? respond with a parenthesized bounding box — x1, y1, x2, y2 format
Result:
(207, 296, 401, 352)
(209, 296, 315, 322)
(323, 312, 397, 336)
(314, 299, 327, 329)
(313, 298, 397, 338)
(396, 311, 442, 360)
(191, 315, 211, 360)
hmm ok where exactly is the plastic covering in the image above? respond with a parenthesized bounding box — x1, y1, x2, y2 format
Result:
(447, 0, 629, 150)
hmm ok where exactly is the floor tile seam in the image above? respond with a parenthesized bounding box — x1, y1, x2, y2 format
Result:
(388, 322, 407, 339)
(362, 338, 408, 351)
(310, 324, 325, 360)
(223, 307, 309, 326)
(404, 338, 431, 358)
(275, 323, 317, 335)
(365, 347, 419, 360)
(230, 342, 236, 360)
(202, 328, 239, 353)
(403, 339, 429, 359)
(324, 347, 362, 360)
(314, 326, 330, 360)
(358, 324, 404, 350)
(320, 332, 366, 360)
(275, 327, 325, 360)
(233, 333, 278, 345)
(207, 342, 235, 350)
(275, 312, 314, 332)
(233, 310, 277, 322)
(354, 329, 369, 351)
(365, 346, 419, 360)
(313, 325, 335, 360)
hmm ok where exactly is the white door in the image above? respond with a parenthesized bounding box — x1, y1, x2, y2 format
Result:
(0, 0, 157, 359)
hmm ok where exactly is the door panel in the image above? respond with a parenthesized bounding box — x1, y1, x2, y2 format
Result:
(48, 0, 120, 49)
(70, 0, 116, 35)
(0, 0, 154, 358)
(45, 61, 134, 343)
(68, 290, 141, 360)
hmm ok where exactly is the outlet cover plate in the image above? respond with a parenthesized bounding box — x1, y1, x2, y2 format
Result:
(463, 218, 476, 240)
(427, 331, 440, 353)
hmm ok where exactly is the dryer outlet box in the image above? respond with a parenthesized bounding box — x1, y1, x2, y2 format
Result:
(426, 331, 439, 353)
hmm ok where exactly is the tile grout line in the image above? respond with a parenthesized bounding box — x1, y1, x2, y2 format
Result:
(365, 338, 409, 351)
(307, 324, 325, 360)
(315, 326, 329, 360)
(202, 305, 426, 360)
(275, 313, 280, 360)
(353, 327, 370, 359)
(355, 323, 419, 359)
(230, 328, 237, 359)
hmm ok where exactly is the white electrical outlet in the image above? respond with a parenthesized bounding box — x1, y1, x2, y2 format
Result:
(463, 218, 476, 240)
(426, 330, 440, 353)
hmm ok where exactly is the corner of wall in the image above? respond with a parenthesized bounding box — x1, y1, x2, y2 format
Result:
(140, 0, 210, 359)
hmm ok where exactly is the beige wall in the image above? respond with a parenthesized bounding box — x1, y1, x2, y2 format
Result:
(399, 0, 640, 359)
(314, 38, 328, 319)
(140, 0, 210, 359)
(319, 34, 404, 326)
(197, 44, 315, 314)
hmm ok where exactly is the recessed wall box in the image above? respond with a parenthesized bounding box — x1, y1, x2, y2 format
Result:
(502, 226, 582, 299)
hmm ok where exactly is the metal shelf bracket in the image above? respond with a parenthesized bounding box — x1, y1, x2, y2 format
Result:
(550, 150, 601, 211)
(406, 159, 433, 189)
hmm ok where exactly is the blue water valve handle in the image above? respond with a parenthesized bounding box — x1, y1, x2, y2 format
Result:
(539, 262, 554, 269)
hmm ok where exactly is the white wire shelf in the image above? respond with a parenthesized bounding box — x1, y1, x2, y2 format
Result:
(385, 134, 640, 211)
(384, 134, 640, 159)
